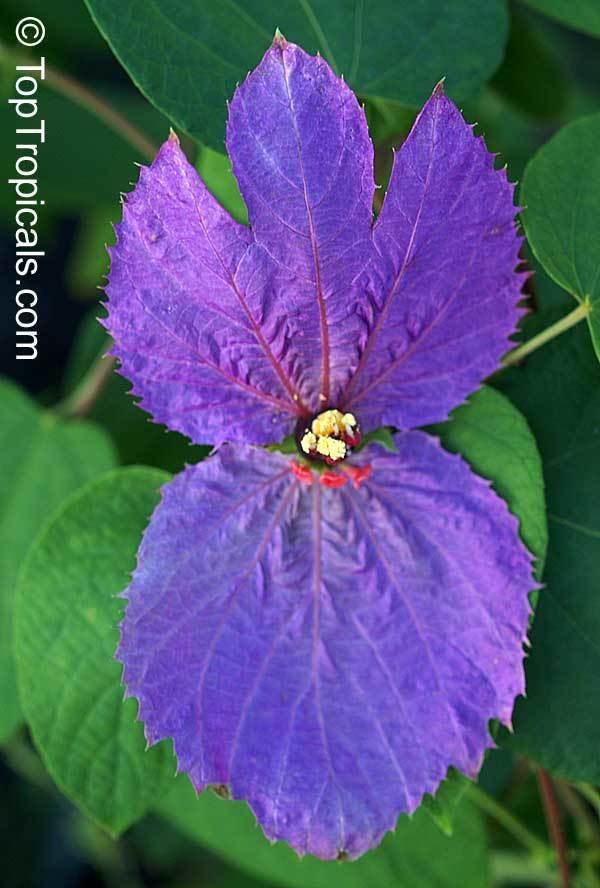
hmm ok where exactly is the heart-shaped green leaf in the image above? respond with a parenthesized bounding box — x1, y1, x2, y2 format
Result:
(15, 467, 175, 834)
(432, 385, 548, 578)
(0, 379, 116, 742)
(520, 113, 600, 363)
(84, 0, 507, 149)
(497, 307, 600, 781)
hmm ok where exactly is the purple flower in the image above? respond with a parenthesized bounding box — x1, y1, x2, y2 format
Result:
(107, 37, 534, 860)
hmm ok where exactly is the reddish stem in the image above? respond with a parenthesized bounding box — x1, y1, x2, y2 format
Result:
(58, 347, 115, 419)
(537, 768, 571, 888)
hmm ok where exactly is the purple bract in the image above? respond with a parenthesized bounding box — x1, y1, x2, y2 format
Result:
(107, 36, 534, 860)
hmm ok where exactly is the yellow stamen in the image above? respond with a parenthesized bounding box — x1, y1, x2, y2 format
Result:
(342, 413, 357, 434)
(315, 436, 346, 461)
(300, 430, 317, 454)
(311, 409, 346, 438)
(300, 409, 359, 463)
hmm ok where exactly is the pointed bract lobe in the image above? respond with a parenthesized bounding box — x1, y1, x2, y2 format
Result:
(341, 86, 525, 430)
(104, 136, 305, 448)
(118, 438, 533, 860)
(227, 41, 376, 408)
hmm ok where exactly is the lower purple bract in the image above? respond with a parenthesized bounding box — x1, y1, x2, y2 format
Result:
(107, 36, 535, 860)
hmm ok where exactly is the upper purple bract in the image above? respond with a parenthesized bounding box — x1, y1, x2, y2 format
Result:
(105, 38, 524, 444)
(107, 37, 535, 861)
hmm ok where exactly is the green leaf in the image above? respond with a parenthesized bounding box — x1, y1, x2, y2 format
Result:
(519, 0, 600, 37)
(422, 769, 471, 837)
(431, 386, 548, 578)
(84, 0, 507, 150)
(14, 467, 175, 834)
(520, 113, 600, 362)
(357, 426, 398, 454)
(490, 9, 569, 120)
(267, 434, 297, 455)
(157, 776, 489, 888)
(496, 310, 600, 782)
(0, 380, 116, 742)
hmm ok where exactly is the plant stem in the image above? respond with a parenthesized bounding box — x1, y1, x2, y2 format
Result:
(0, 41, 158, 160)
(57, 341, 115, 419)
(538, 768, 572, 888)
(469, 783, 552, 859)
(502, 300, 590, 367)
(490, 851, 560, 886)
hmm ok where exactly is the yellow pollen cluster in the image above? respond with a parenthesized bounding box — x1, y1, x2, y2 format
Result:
(300, 430, 317, 453)
(311, 409, 356, 439)
(315, 436, 346, 461)
(300, 409, 357, 462)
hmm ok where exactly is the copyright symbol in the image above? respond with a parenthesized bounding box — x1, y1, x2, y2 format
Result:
(15, 17, 45, 47)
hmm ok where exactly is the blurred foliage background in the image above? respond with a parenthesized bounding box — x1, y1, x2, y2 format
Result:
(1, 1, 600, 886)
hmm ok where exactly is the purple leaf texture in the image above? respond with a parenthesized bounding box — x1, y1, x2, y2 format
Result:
(104, 135, 302, 447)
(106, 40, 524, 444)
(108, 37, 535, 860)
(118, 439, 533, 859)
(341, 85, 526, 429)
(227, 41, 375, 406)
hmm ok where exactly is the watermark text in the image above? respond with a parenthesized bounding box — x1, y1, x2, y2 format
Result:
(10, 17, 46, 361)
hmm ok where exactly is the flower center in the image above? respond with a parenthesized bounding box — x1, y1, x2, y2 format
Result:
(296, 409, 361, 465)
